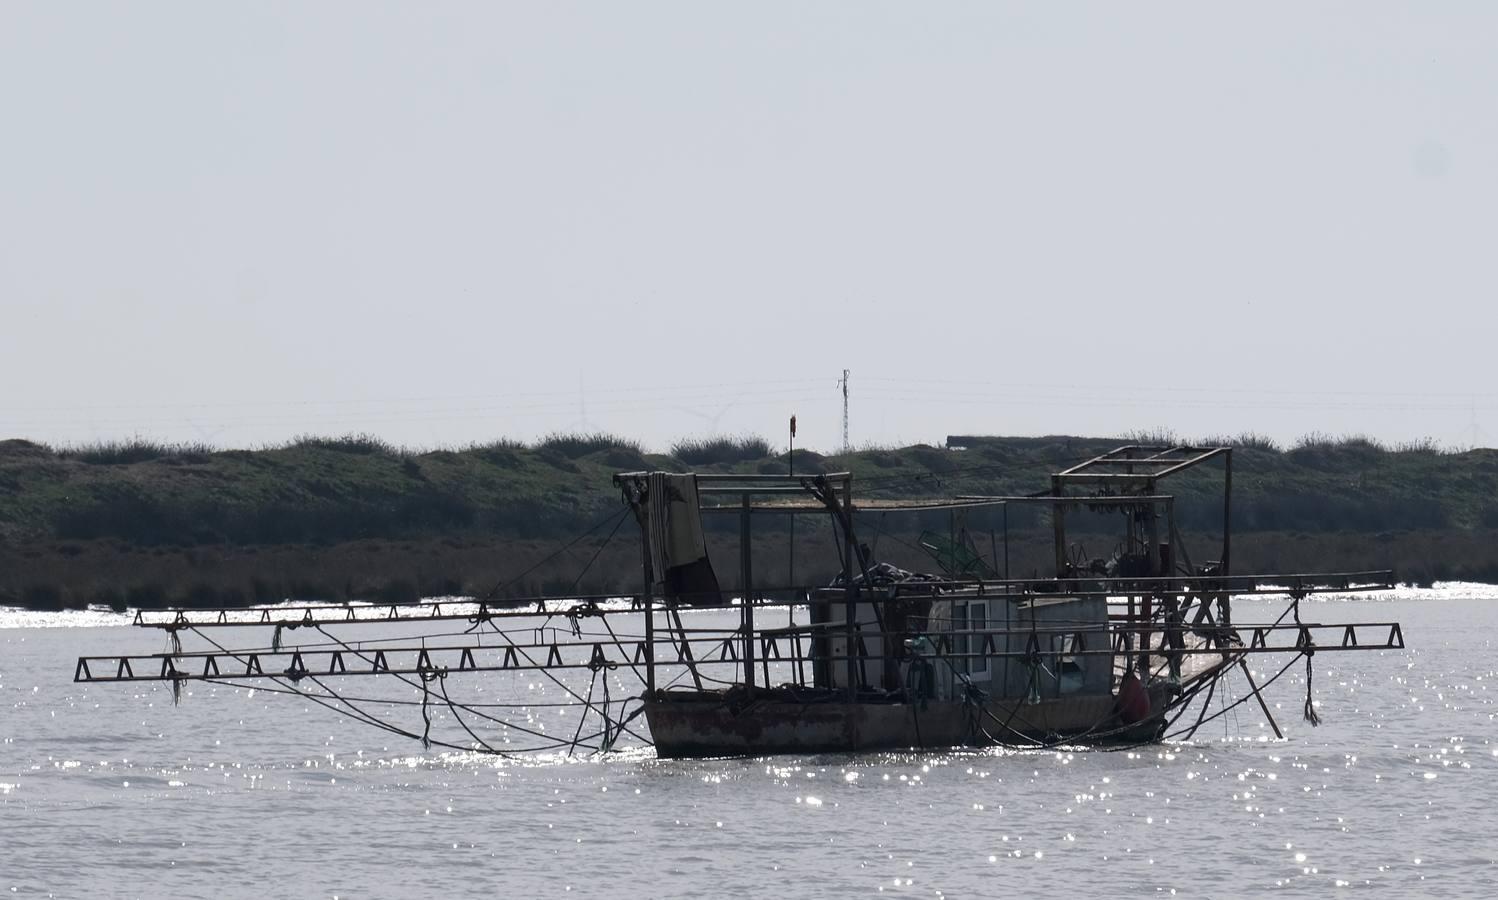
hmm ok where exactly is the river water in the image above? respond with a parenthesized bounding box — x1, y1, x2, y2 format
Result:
(2, 585, 1494, 898)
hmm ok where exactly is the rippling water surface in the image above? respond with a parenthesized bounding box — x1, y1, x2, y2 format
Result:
(3, 585, 1495, 898)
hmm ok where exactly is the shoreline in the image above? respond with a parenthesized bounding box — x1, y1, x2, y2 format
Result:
(6, 433, 1496, 611)
(6, 581, 1494, 631)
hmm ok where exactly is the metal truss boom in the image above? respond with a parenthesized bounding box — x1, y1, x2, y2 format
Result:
(74, 622, 1404, 685)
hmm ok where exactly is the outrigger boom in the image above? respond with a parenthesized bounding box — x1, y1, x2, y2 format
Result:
(74, 445, 1405, 758)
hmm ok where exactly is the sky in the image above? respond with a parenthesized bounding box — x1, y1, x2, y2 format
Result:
(1, 2, 1494, 453)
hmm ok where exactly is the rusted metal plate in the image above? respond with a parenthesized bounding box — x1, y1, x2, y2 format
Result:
(645, 688, 1170, 758)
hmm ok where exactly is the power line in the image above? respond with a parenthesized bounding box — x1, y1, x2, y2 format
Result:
(0, 377, 835, 414)
(859, 375, 1498, 402)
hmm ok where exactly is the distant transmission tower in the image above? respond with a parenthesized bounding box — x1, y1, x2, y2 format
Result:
(839, 368, 850, 454)
(562, 374, 597, 433)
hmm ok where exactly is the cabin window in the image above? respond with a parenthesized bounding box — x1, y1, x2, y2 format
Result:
(955, 600, 990, 678)
(1052, 632, 1086, 694)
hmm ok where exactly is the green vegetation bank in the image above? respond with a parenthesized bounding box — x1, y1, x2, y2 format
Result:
(2, 432, 1494, 609)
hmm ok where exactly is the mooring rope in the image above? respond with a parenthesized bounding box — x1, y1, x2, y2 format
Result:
(482, 618, 652, 745)
(1302, 651, 1320, 725)
(569, 511, 629, 594)
(186, 627, 515, 753)
(313, 622, 623, 748)
(1290, 594, 1321, 726)
(275, 623, 617, 752)
(1162, 650, 1305, 741)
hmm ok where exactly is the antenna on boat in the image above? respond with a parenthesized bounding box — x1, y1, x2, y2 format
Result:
(788, 414, 797, 477)
(839, 368, 850, 454)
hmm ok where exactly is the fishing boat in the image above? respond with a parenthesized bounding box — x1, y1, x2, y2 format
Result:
(74, 444, 1403, 758)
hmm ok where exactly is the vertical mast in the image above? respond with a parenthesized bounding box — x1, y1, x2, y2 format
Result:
(842, 475, 857, 702)
(741, 493, 755, 689)
(840, 369, 850, 455)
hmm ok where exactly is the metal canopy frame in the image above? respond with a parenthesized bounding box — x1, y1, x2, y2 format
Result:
(612, 470, 864, 697)
(614, 451, 1248, 702)
(1054, 445, 1230, 484)
(1046, 445, 1235, 582)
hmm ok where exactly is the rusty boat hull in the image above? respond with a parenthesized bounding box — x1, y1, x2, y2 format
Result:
(644, 684, 1174, 758)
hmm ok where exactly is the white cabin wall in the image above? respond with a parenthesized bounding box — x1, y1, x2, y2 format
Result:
(826, 598, 886, 691)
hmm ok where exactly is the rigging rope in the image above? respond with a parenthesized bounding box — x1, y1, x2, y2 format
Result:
(1290, 594, 1321, 726)
(212, 621, 628, 755)
(480, 506, 632, 601)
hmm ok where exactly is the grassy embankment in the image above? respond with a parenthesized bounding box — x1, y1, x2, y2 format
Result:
(1, 431, 1495, 610)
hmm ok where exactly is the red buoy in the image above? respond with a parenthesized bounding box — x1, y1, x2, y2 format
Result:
(1116, 672, 1151, 724)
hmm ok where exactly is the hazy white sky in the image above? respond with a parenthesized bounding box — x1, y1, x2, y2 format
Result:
(2, 3, 1494, 452)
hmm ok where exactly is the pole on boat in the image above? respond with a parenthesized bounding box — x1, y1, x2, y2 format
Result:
(788, 415, 796, 478)
(948, 507, 955, 578)
(1051, 475, 1067, 579)
(1003, 502, 1010, 580)
(741, 492, 756, 689)
(1140, 492, 1160, 677)
(843, 476, 858, 702)
(623, 480, 657, 695)
(788, 414, 796, 613)
(1221, 449, 1234, 629)
(1222, 449, 1233, 576)
(642, 549, 656, 696)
